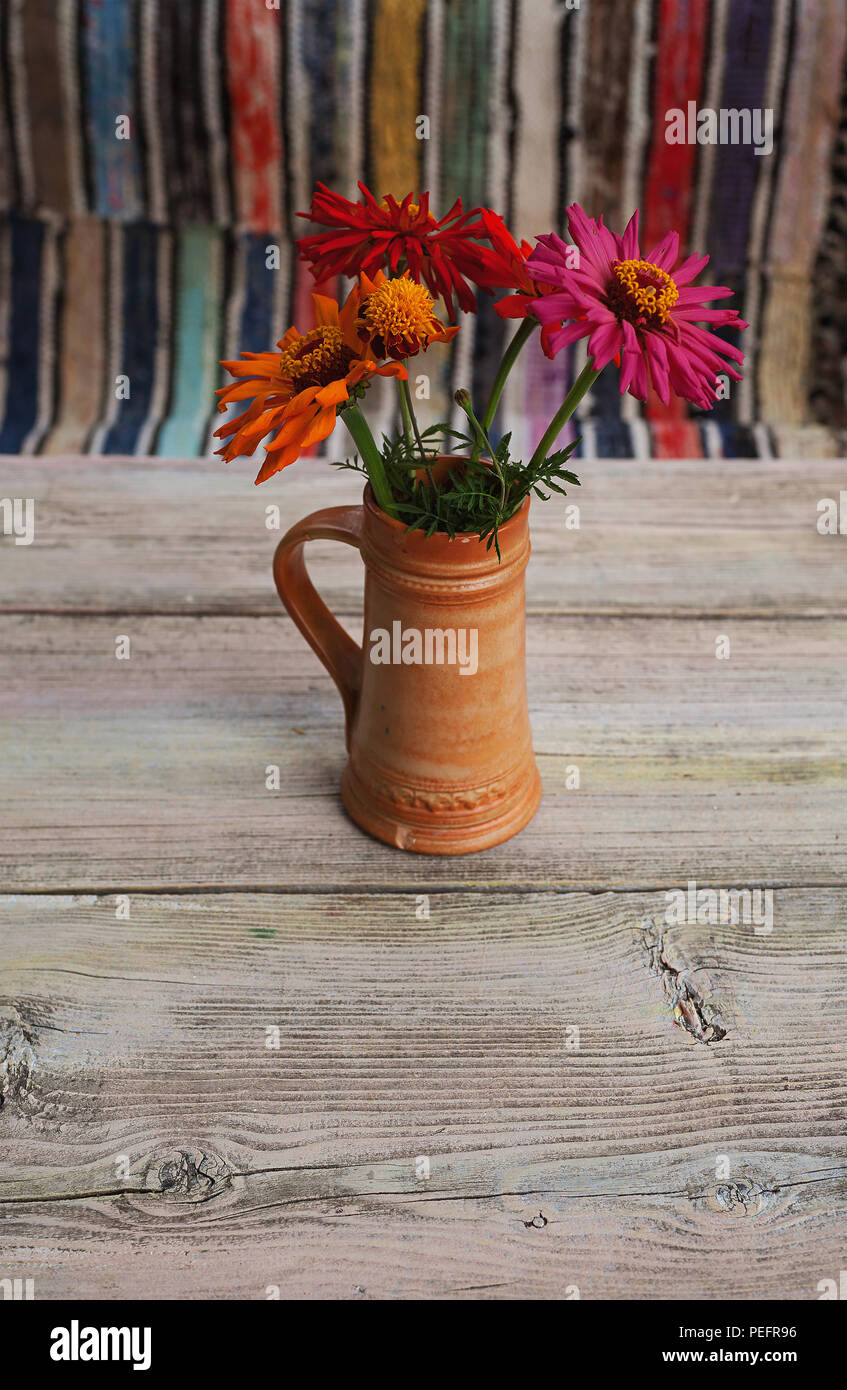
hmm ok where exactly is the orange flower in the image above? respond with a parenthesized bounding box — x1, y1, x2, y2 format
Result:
(355, 269, 459, 360)
(214, 288, 406, 484)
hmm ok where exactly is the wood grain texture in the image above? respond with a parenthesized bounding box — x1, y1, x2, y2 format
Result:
(0, 613, 844, 889)
(2, 456, 846, 616)
(2, 889, 845, 1299)
(2, 456, 846, 1300)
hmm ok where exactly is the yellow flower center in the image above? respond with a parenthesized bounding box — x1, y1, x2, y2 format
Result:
(381, 197, 422, 220)
(359, 277, 438, 349)
(609, 258, 679, 326)
(278, 326, 354, 387)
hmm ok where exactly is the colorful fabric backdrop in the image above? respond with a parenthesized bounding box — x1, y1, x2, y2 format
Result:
(0, 0, 846, 461)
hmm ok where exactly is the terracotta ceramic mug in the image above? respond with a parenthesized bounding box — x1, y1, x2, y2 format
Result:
(272, 459, 541, 853)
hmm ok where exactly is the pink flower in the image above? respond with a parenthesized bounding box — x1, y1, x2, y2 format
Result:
(527, 205, 747, 409)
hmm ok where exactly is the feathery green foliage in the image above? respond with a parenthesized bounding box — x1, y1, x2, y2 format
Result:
(335, 421, 579, 560)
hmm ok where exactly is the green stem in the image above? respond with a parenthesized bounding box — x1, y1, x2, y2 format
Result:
(341, 402, 396, 517)
(481, 315, 537, 435)
(397, 372, 414, 453)
(527, 360, 602, 471)
(455, 390, 506, 510)
(399, 373, 435, 491)
(400, 375, 427, 462)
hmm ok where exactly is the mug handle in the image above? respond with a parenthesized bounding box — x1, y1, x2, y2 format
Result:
(273, 506, 365, 749)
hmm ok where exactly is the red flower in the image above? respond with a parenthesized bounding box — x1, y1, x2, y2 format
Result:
(457, 209, 563, 358)
(296, 182, 497, 321)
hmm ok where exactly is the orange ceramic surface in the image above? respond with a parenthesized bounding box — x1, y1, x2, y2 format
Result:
(273, 460, 541, 853)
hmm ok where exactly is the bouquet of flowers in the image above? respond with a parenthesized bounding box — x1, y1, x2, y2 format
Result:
(215, 183, 747, 555)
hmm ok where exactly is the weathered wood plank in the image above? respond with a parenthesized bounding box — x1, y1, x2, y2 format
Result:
(1, 613, 845, 889)
(2, 1181, 844, 1300)
(1, 889, 845, 1298)
(2, 456, 845, 615)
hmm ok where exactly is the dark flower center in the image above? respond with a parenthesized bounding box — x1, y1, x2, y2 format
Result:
(608, 258, 679, 327)
(279, 327, 354, 387)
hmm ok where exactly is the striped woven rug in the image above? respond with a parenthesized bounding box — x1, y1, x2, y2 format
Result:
(0, 0, 845, 461)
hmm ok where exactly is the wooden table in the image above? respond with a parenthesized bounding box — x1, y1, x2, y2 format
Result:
(1, 454, 845, 1300)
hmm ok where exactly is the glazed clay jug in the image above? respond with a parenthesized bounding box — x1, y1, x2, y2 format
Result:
(273, 465, 541, 854)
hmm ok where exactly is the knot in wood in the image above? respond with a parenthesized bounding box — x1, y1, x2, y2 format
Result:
(709, 1177, 763, 1217)
(153, 1149, 232, 1203)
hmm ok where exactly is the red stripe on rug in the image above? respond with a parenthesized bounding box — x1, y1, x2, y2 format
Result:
(643, 0, 709, 456)
(226, 0, 283, 234)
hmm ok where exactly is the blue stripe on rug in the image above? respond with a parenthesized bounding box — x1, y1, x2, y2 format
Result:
(589, 356, 623, 429)
(707, 0, 775, 278)
(594, 419, 636, 459)
(80, 0, 143, 219)
(302, 0, 339, 190)
(716, 421, 758, 457)
(156, 226, 221, 456)
(102, 222, 159, 454)
(0, 213, 43, 453)
(240, 233, 276, 352)
(706, 0, 775, 431)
